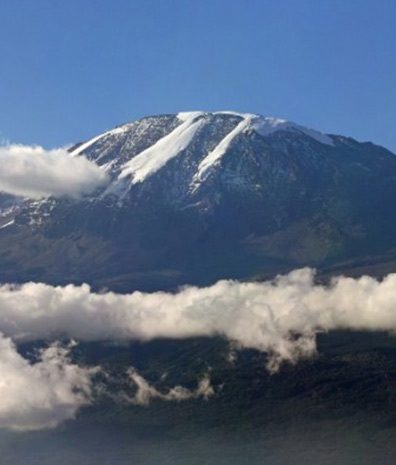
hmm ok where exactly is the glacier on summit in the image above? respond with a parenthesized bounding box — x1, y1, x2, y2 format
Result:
(63, 111, 337, 200)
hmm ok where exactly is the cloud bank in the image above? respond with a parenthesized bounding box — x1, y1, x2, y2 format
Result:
(2, 267, 396, 429)
(0, 144, 108, 199)
(2, 268, 396, 370)
(0, 335, 94, 431)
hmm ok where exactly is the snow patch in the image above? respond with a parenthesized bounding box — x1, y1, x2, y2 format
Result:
(119, 113, 206, 184)
(212, 112, 333, 146)
(213, 111, 257, 118)
(189, 112, 333, 191)
(0, 219, 14, 230)
(252, 117, 334, 146)
(70, 125, 133, 156)
(177, 111, 205, 122)
(192, 114, 254, 187)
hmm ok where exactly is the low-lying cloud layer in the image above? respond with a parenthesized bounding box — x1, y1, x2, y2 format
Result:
(2, 268, 396, 368)
(2, 268, 396, 430)
(0, 335, 94, 431)
(0, 144, 108, 199)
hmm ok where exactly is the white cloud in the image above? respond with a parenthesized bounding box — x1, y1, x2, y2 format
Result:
(0, 144, 108, 199)
(0, 335, 94, 431)
(3, 268, 396, 429)
(2, 269, 396, 371)
(127, 369, 214, 405)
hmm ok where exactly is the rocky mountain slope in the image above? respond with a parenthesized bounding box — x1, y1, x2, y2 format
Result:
(1, 111, 396, 290)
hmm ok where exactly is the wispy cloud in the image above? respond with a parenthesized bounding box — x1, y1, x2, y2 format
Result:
(127, 369, 214, 405)
(0, 144, 108, 199)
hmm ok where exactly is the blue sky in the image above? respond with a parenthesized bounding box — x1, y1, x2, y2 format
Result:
(0, 0, 395, 150)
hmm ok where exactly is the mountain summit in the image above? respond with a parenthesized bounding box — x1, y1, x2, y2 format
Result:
(69, 111, 334, 197)
(2, 111, 396, 290)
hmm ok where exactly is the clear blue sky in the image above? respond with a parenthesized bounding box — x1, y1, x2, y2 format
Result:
(0, 0, 395, 151)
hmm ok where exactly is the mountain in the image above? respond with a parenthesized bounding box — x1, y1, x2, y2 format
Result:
(3, 112, 396, 464)
(1, 111, 396, 290)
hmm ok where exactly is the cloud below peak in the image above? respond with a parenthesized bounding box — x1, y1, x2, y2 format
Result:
(0, 335, 94, 431)
(0, 144, 108, 199)
(127, 369, 214, 406)
(2, 268, 396, 430)
(2, 268, 396, 371)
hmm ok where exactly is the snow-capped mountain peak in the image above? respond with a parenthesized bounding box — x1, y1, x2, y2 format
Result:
(68, 111, 336, 201)
(2, 110, 396, 290)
